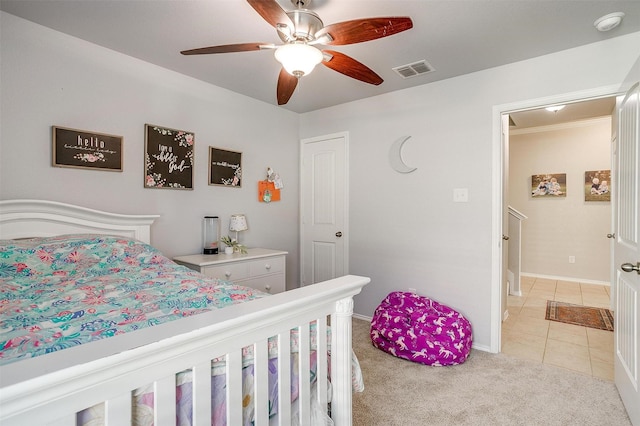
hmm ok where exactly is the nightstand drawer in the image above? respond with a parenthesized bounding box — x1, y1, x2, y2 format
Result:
(249, 256, 285, 277)
(244, 273, 285, 294)
(173, 248, 288, 294)
(201, 263, 249, 281)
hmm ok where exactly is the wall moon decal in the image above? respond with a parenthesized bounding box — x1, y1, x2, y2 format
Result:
(389, 135, 417, 173)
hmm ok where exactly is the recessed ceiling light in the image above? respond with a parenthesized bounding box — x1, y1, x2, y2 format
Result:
(545, 105, 565, 113)
(594, 12, 625, 32)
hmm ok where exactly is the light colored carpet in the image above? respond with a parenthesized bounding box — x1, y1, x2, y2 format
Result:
(351, 318, 630, 426)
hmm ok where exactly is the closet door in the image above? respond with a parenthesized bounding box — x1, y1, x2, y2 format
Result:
(300, 132, 349, 285)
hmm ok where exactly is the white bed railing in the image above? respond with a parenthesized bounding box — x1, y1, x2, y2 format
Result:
(0, 275, 370, 426)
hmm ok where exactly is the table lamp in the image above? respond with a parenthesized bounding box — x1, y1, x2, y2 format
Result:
(229, 214, 248, 244)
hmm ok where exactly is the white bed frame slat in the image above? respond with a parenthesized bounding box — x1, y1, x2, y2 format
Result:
(154, 375, 176, 425)
(47, 414, 75, 426)
(226, 350, 243, 425)
(192, 361, 212, 425)
(254, 338, 269, 426)
(298, 323, 312, 423)
(316, 319, 329, 411)
(105, 392, 132, 425)
(0, 200, 370, 426)
(277, 331, 292, 425)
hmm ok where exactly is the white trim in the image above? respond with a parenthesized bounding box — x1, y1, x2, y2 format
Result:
(508, 206, 528, 221)
(521, 272, 610, 287)
(352, 313, 371, 322)
(491, 84, 622, 354)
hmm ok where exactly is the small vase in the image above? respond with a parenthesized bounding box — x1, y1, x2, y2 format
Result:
(224, 246, 234, 255)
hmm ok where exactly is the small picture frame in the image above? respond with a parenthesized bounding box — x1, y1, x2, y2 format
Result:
(584, 170, 611, 202)
(209, 147, 242, 187)
(531, 173, 566, 197)
(52, 126, 123, 171)
(144, 124, 194, 189)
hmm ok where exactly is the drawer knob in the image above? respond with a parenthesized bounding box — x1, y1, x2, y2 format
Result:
(265, 264, 271, 270)
(265, 285, 271, 292)
(225, 271, 232, 278)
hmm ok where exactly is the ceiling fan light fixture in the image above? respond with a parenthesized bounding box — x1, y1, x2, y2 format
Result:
(275, 43, 323, 77)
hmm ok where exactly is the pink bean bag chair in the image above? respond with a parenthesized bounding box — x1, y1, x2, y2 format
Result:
(370, 291, 472, 366)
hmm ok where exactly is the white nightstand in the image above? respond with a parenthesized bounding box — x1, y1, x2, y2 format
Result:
(173, 248, 288, 294)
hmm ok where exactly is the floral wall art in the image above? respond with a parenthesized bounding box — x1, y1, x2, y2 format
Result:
(144, 124, 194, 189)
(209, 147, 242, 187)
(52, 126, 122, 171)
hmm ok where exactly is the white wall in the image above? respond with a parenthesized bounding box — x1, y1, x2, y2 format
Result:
(509, 118, 612, 283)
(0, 12, 301, 287)
(300, 32, 640, 350)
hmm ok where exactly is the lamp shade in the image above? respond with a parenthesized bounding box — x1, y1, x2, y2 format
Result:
(229, 214, 248, 232)
(274, 43, 323, 77)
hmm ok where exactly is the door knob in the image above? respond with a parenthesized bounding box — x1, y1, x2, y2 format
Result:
(621, 262, 640, 274)
(502, 235, 509, 241)
(335, 231, 343, 238)
(607, 233, 615, 239)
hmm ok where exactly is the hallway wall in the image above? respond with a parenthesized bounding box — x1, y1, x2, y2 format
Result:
(509, 117, 612, 283)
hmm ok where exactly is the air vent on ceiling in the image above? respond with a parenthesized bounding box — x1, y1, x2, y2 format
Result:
(392, 60, 435, 79)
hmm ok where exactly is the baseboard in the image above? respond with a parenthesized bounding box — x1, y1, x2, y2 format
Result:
(521, 272, 610, 287)
(353, 313, 371, 322)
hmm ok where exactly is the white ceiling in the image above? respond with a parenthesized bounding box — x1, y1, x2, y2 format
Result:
(2, 0, 639, 118)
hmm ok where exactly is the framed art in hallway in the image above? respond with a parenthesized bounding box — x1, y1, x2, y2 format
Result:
(209, 147, 242, 187)
(52, 126, 123, 172)
(144, 124, 194, 189)
(531, 173, 566, 197)
(584, 170, 611, 202)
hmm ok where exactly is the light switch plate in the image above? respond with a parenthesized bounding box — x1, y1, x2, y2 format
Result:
(453, 188, 469, 202)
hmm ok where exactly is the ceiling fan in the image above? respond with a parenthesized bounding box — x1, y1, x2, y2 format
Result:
(180, 0, 413, 105)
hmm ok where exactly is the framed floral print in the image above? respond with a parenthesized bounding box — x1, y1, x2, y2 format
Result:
(52, 126, 122, 171)
(209, 147, 242, 187)
(144, 124, 194, 189)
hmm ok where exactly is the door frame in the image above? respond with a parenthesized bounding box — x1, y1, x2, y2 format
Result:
(490, 84, 621, 353)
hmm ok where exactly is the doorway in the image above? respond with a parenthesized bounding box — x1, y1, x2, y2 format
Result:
(490, 85, 621, 354)
(496, 94, 617, 379)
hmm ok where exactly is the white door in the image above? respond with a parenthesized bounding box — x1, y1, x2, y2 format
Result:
(300, 132, 348, 285)
(614, 82, 640, 425)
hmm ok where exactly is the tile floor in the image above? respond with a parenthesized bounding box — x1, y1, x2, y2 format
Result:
(501, 276, 614, 381)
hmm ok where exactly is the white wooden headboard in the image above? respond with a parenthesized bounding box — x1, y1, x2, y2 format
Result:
(0, 200, 159, 244)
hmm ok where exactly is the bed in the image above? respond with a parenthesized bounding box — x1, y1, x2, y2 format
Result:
(0, 199, 370, 426)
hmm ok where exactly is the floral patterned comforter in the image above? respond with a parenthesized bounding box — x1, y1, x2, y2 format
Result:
(0, 234, 268, 365)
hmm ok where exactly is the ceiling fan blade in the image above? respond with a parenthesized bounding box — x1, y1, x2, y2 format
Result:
(316, 17, 413, 45)
(181, 43, 273, 55)
(277, 68, 298, 105)
(247, 0, 294, 30)
(321, 50, 383, 85)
